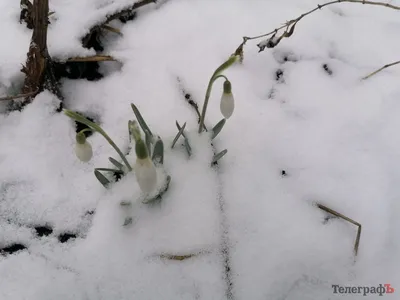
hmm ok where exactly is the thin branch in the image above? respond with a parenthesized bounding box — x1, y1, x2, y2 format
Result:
(239, 0, 400, 52)
(362, 60, 400, 80)
(66, 55, 116, 62)
(103, 0, 156, 25)
(317, 203, 362, 256)
(0, 90, 38, 101)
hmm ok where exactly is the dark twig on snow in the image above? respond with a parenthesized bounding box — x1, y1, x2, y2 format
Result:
(176, 77, 208, 131)
(19, 0, 62, 107)
(82, 0, 156, 49)
(235, 0, 400, 55)
(362, 60, 400, 80)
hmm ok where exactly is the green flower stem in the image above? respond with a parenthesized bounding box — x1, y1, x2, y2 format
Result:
(64, 109, 133, 172)
(198, 55, 238, 133)
(78, 128, 93, 135)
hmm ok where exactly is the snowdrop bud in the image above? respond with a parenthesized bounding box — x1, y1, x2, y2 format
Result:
(75, 132, 93, 162)
(134, 156, 157, 194)
(133, 129, 157, 193)
(220, 80, 235, 119)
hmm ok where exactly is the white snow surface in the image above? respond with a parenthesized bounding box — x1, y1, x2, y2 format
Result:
(1, 0, 400, 299)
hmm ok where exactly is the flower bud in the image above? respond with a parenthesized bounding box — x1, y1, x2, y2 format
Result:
(131, 124, 157, 194)
(134, 156, 157, 194)
(75, 132, 93, 162)
(220, 80, 235, 119)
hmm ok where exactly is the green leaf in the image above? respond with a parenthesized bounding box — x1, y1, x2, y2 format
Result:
(211, 149, 228, 165)
(131, 103, 153, 137)
(176, 121, 192, 157)
(109, 157, 124, 170)
(171, 121, 186, 148)
(94, 169, 111, 188)
(143, 175, 171, 204)
(152, 137, 164, 165)
(211, 118, 226, 140)
(95, 168, 123, 173)
(145, 130, 152, 157)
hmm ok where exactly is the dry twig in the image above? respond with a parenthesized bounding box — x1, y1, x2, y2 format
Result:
(362, 60, 400, 80)
(317, 203, 362, 256)
(66, 55, 117, 63)
(0, 90, 38, 101)
(235, 0, 400, 55)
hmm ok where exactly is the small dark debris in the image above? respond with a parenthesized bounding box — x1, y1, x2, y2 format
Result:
(185, 93, 191, 100)
(1, 243, 27, 255)
(323, 215, 338, 224)
(281, 170, 287, 177)
(276, 69, 284, 82)
(54, 61, 103, 81)
(113, 171, 123, 182)
(58, 233, 77, 243)
(34, 226, 53, 237)
(85, 210, 95, 216)
(322, 64, 333, 75)
(119, 11, 137, 23)
(82, 29, 104, 52)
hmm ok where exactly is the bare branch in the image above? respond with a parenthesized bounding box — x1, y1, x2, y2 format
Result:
(362, 60, 400, 80)
(238, 0, 400, 55)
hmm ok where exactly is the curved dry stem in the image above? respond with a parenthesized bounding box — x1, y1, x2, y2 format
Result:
(362, 60, 400, 80)
(240, 0, 400, 47)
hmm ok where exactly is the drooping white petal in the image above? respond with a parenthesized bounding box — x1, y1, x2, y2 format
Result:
(134, 157, 157, 194)
(220, 93, 235, 119)
(75, 141, 93, 162)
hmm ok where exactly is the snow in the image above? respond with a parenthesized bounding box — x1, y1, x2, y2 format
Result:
(1, 0, 400, 299)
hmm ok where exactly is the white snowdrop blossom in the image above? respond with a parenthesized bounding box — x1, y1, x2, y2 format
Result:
(75, 132, 93, 162)
(220, 80, 235, 119)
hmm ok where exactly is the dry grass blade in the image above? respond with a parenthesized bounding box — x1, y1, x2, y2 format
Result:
(67, 55, 116, 62)
(158, 250, 211, 261)
(362, 60, 400, 80)
(316, 203, 362, 256)
(102, 24, 122, 35)
(0, 89, 38, 101)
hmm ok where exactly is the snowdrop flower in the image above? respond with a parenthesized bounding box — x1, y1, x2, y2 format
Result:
(220, 80, 235, 119)
(131, 121, 157, 194)
(75, 132, 93, 162)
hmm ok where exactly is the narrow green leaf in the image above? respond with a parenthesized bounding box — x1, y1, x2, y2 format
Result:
(171, 121, 186, 148)
(131, 103, 153, 137)
(94, 169, 111, 188)
(109, 157, 124, 170)
(95, 168, 123, 173)
(184, 138, 192, 157)
(145, 130, 152, 157)
(143, 175, 171, 204)
(176, 121, 192, 157)
(211, 149, 228, 165)
(211, 118, 226, 140)
(152, 137, 164, 164)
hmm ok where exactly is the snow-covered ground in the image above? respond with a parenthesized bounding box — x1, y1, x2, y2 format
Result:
(1, 0, 400, 299)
